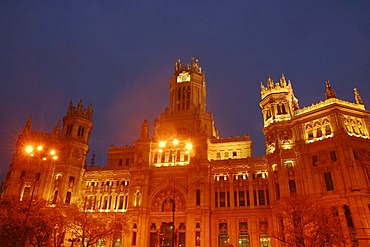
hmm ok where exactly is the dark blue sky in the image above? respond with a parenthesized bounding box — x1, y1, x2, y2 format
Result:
(1, 1, 370, 181)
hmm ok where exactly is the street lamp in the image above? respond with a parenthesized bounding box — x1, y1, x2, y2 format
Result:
(158, 138, 192, 247)
(19, 145, 57, 247)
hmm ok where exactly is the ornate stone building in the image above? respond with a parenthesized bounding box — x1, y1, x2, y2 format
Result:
(3, 57, 370, 247)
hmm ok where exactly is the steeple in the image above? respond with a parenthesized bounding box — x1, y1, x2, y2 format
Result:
(325, 81, 336, 99)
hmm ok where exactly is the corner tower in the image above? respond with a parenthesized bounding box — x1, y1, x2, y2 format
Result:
(55, 99, 93, 204)
(259, 74, 299, 154)
(259, 74, 299, 128)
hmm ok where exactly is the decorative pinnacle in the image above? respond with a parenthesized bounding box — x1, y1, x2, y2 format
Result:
(325, 81, 337, 99)
(174, 57, 203, 76)
(354, 88, 363, 104)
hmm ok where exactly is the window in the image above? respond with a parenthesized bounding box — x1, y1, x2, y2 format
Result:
(275, 183, 280, 200)
(324, 124, 331, 135)
(281, 104, 287, 114)
(324, 172, 334, 191)
(316, 128, 322, 138)
(132, 232, 137, 246)
(216, 152, 221, 160)
(195, 231, 201, 246)
(77, 125, 85, 137)
(308, 131, 313, 140)
(125, 158, 130, 166)
(215, 192, 218, 207)
(21, 186, 31, 201)
(119, 159, 123, 166)
(289, 180, 297, 194)
(196, 189, 201, 206)
(65, 192, 72, 204)
(179, 232, 185, 246)
(66, 124, 73, 136)
(330, 151, 337, 161)
(219, 192, 226, 207)
(258, 190, 265, 205)
(343, 204, 354, 228)
(233, 151, 237, 157)
(259, 233, 271, 247)
(69, 176, 75, 188)
(253, 190, 257, 206)
(239, 191, 245, 206)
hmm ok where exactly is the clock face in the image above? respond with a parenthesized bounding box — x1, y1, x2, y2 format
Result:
(177, 72, 190, 83)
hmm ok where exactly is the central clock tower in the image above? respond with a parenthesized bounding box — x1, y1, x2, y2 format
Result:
(169, 57, 207, 114)
(153, 57, 218, 140)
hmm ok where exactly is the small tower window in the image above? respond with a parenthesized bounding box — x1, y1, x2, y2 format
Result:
(77, 125, 85, 137)
(281, 104, 287, 114)
(66, 124, 73, 136)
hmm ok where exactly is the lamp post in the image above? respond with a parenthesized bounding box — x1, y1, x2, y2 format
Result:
(19, 145, 57, 247)
(158, 138, 192, 247)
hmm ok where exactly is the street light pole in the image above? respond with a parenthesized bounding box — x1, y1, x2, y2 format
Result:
(19, 145, 57, 247)
(158, 138, 192, 247)
(172, 150, 176, 247)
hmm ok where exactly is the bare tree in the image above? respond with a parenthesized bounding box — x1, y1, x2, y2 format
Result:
(0, 196, 65, 247)
(272, 195, 346, 247)
(63, 204, 128, 247)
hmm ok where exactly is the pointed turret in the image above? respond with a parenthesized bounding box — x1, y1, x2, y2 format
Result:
(53, 120, 61, 137)
(139, 119, 150, 141)
(23, 115, 32, 133)
(325, 81, 337, 99)
(354, 88, 363, 105)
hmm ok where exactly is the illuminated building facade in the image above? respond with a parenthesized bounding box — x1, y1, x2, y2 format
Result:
(3, 57, 370, 247)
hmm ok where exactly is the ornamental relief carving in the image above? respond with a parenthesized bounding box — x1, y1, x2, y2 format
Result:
(252, 179, 268, 189)
(304, 117, 333, 143)
(151, 187, 186, 212)
(233, 180, 248, 189)
(343, 115, 368, 138)
(279, 130, 292, 144)
(214, 181, 229, 190)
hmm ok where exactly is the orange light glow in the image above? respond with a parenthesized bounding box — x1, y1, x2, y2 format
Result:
(25, 146, 33, 154)
(186, 143, 192, 150)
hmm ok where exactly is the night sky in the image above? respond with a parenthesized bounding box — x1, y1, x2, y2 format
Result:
(1, 1, 370, 181)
